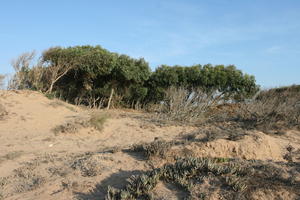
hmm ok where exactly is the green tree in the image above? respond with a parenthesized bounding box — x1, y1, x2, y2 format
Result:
(10, 45, 259, 108)
(41, 45, 151, 107)
(145, 64, 259, 103)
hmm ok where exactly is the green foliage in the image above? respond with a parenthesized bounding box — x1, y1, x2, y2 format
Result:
(146, 64, 259, 103)
(106, 156, 299, 199)
(44, 92, 56, 100)
(42, 45, 117, 76)
(13, 45, 259, 108)
(40, 45, 151, 107)
(126, 85, 148, 103)
(105, 157, 251, 199)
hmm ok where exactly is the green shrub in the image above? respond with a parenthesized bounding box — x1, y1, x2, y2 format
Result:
(105, 156, 299, 199)
(146, 64, 259, 103)
(44, 92, 56, 100)
(105, 157, 250, 200)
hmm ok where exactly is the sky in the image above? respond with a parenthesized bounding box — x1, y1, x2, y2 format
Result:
(0, 0, 300, 87)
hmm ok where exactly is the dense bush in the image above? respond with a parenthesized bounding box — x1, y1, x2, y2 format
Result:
(41, 46, 151, 107)
(8, 45, 259, 108)
(146, 64, 259, 103)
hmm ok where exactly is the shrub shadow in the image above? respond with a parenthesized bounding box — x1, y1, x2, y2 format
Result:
(75, 170, 144, 200)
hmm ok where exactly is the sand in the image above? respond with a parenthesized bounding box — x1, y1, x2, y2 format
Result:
(0, 90, 299, 199)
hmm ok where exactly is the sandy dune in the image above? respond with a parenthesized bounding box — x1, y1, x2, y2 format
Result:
(0, 90, 299, 199)
(0, 90, 196, 199)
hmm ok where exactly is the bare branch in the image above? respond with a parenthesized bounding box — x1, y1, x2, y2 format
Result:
(11, 51, 35, 72)
(8, 51, 36, 89)
(45, 58, 77, 93)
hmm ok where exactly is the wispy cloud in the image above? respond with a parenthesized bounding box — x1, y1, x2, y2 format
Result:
(265, 46, 282, 54)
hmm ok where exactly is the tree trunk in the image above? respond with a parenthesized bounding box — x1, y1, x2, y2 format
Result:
(46, 65, 72, 94)
(47, 82, 54, 93)
(107, 88, 114, 110)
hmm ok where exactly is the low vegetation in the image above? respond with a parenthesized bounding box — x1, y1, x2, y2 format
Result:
(152, 87, 218, 124)
(52, 111, 108, 134)
(89, 112, 109, 131)
(0, 151, 24, 164)
(106, 157, 300, 199)
(234, 86, 300, 130)
(71, 154, 103, 177)
(48, 100, 77, 112)
(131, 139, 173, 160)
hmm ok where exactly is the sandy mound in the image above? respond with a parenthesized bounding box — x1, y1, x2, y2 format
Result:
(0, 90, 197, 199)
(0, 90, 299, 199)
(189, 131, 292, 161)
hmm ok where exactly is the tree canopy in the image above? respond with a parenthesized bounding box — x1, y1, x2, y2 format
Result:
(10, 45, 260, 108)
(146, 64, 259, 103)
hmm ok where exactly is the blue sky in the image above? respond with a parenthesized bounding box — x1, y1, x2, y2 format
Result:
(1, 0, 299, 87)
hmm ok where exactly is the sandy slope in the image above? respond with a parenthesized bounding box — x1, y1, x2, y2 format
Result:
(0, 90, 196, 199)
(0, 90, 299, 200)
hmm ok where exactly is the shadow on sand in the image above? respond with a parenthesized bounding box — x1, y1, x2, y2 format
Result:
(75, 170, 144, 200)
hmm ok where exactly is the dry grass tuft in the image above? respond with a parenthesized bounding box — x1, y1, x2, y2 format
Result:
(52, 122, 82, 134)
(13, 163, 46, 193)
(48, 100, 77, 112)
(153, 87, 218, 124)
(14, 175, 45, 193)
(283, 145, 300, 163)
(0, 103, 8, 120)
(89, 112, 109, 131)
(71, 154, 103, 177)
(235, 87, 300, 130)
(0, 151, 24, 164)
(52, 111, 108, 134)
(131, 139, 173, 160)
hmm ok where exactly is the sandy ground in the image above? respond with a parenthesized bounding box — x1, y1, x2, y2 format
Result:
(0, 90, 299, 200)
